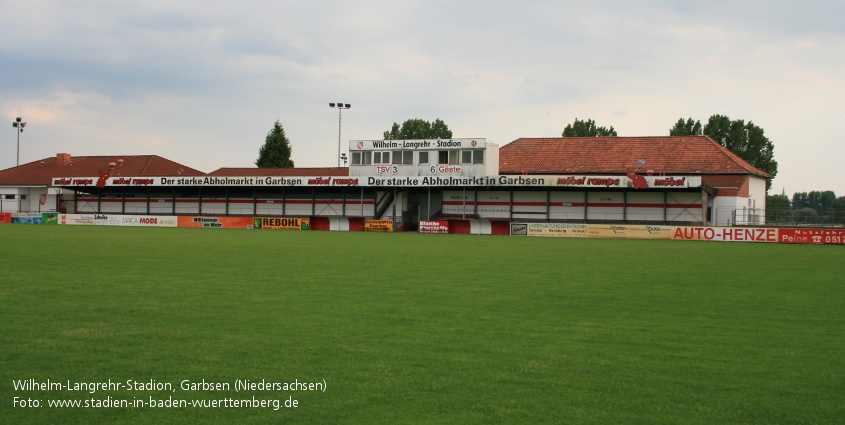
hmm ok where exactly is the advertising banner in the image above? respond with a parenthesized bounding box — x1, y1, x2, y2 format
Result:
(253, 217, 310, 230)
(177, 216, 254, 229)
(510, 223, 528, 236)
(42, 213, 58, 225)
(51, 174, 703, 189)
(11, 213, 44, 224)
(587, 225, 674, 240)
(59, 214, 177, 227)
(778, 228, 845, 245)
(670, 226, 777, 243)
(526, 223, 588, 238)
(419, 220, 449, 234)
(365, 220, 393, 232)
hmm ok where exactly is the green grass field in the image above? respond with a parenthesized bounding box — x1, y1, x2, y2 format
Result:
(1, 225, 843, 424)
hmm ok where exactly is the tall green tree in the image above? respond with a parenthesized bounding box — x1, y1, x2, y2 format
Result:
(702, 114, 777, 190)
(256, 120, 294, 168)
(669, 118, 703, 136)
(383, 118, 453, 139)
(562, 118, 617, 137)
(766, 194, 792, 224)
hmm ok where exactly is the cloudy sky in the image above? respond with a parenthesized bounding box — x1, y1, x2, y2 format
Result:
(2, 0, 843, 195)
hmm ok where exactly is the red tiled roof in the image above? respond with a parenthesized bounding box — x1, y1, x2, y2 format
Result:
(209, 167, 349, 177)
(0, 154, 206, 185)
(499, 136, 771, 177)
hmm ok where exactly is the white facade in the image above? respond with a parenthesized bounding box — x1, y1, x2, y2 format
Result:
(348, 139, 499, 178)
(0, 186, 61, 213)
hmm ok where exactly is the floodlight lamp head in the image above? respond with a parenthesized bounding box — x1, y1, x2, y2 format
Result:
(329, 103, 336, 107)
(344, 104, 351, 108)
(20, 122, 26, 128)
(16, 117, 22, 122)
(12, 122, 17, 128)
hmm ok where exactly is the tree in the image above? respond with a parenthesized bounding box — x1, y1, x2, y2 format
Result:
(833, 197, 845, 224)
(256, 120, 294, 168)
(383, 118, 452, 139)
(766, 194, 792, 224)
(702, 114, 778, 190)
(669, 118, 702, 136)
(562, 118, 617, 137)
(792, 190, 836, 212)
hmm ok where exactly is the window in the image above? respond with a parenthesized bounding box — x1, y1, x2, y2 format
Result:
(351, 152, 362, 165)
(418, 152, 429, 164)
(449, 151, 459, 165)
(362, 151, 372, 165)
(439, 151, 449, 164)
(473, 150, 484, 164)
(4, 195, 15, 200)
(392, 151, 413, 164)
(373, 151, 390, 164)
(461, 151, 472, 164)
(20, 195, 26, 200)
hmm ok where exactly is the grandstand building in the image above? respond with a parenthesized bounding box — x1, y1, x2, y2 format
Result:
(0, 136, 770, 232)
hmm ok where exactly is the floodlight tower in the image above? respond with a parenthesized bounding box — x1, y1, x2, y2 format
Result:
(12, 117, 26, 166)
(329, 103, 351, 167)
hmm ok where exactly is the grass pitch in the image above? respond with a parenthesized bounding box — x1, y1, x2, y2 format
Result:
(1, 225, 844, 424)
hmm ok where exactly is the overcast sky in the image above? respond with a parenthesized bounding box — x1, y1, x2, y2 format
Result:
(2, 1, 843, 195)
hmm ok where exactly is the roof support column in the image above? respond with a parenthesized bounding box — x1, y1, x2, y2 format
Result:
(663, 190, 668, 225)
(342, 187, 346, 217)
(427, 187, 431, 220)
(546, 189, 551, 222)
(462, 187, 466, 220)
(311, 188, 315, 216)
(198, 187, 202, 216)
(171, 188, 176, 215)
(474, 189, 478, 216)
(623, 190, 627, 224)
(583, 189, 588, 222)
(392, 187, 397, 230)
(509, 189, 513, 221)
(97, 188, 101, 213)
(121, 188, 126, 215)
(146, 188, 150, 215)
(225, 188, 229, 216)
(360, 187, 364, 217)
(282, 188, 286, 216)
(252, 188, 257, 216)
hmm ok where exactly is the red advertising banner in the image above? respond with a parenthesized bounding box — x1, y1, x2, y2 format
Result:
(419, 220, 449, 234)
(177, 216, 254, 229)
(671, 226, 778, 243)
(778, 228, 845, 245)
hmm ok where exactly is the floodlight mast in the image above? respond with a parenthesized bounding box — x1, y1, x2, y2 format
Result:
(12, 117, 26, 166)
(328, 103, 351, 167)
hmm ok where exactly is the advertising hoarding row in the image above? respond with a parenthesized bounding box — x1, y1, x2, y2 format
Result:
(51, 174, 703, 189)
(510, 223, 844, 245)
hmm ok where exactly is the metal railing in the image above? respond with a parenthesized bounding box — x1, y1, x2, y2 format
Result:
(731, 208, 845, 227)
